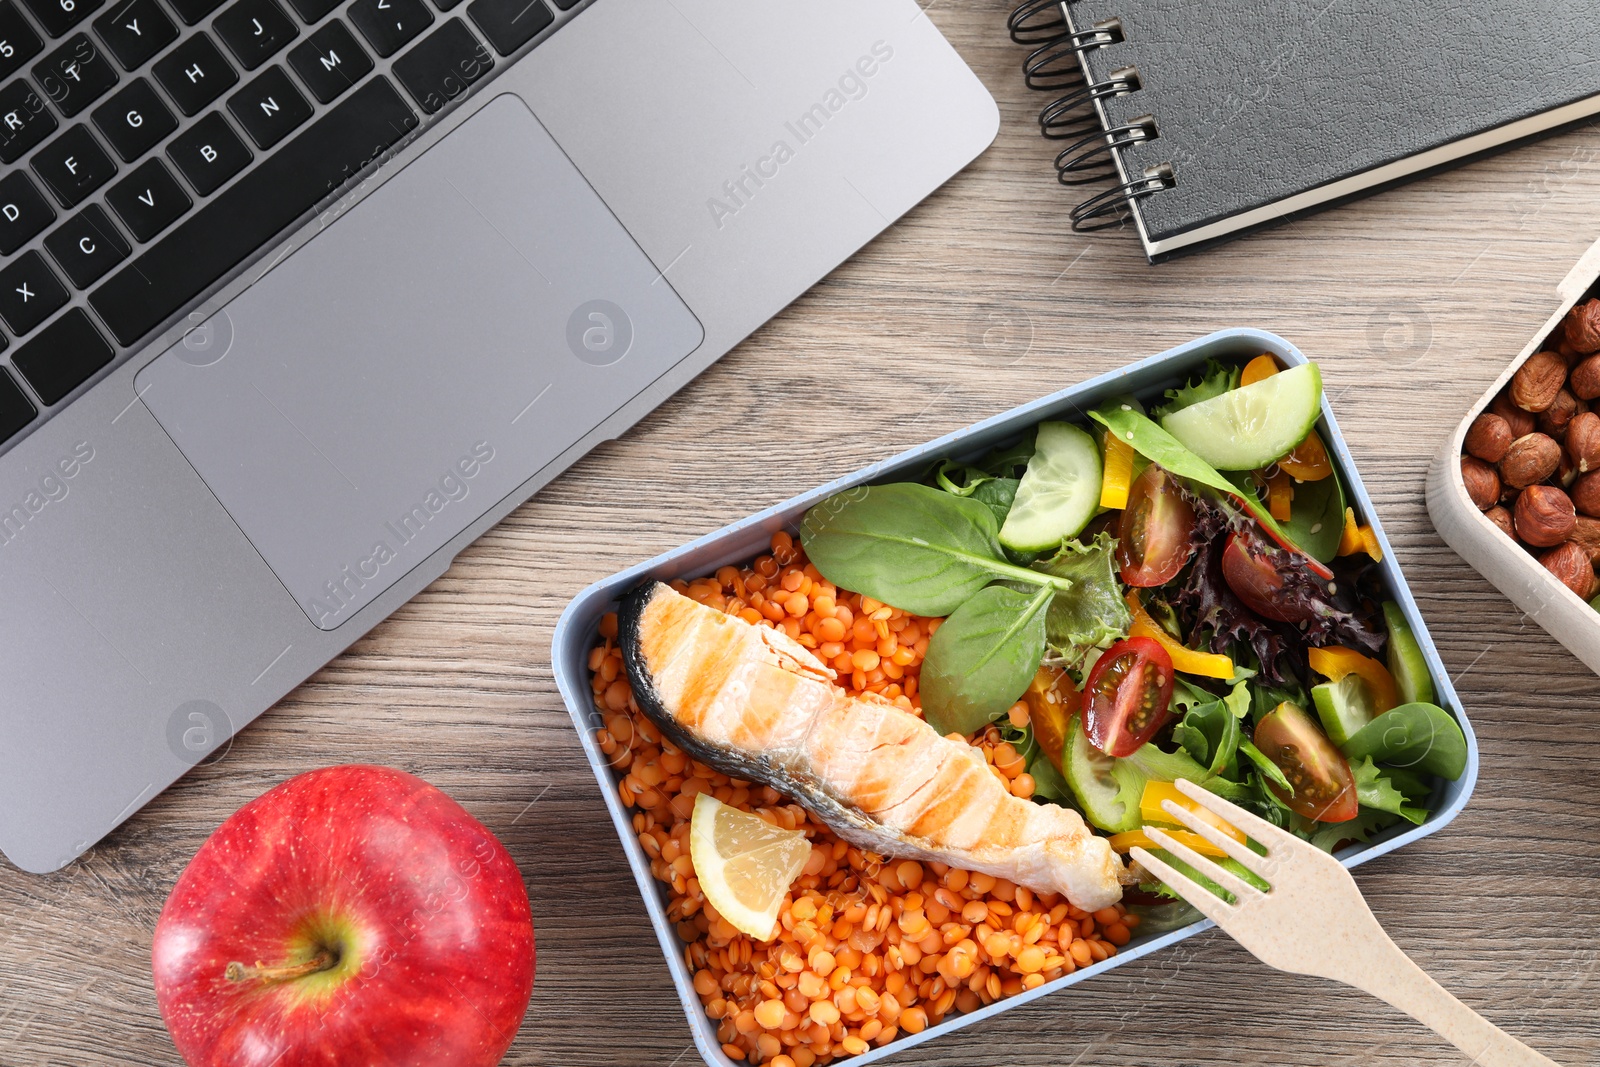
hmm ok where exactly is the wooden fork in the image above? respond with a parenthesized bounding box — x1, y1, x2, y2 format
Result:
(1130, 779, 1563, 1067)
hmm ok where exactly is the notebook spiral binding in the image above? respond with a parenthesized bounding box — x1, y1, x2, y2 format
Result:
(1008, 0, 1175, 231)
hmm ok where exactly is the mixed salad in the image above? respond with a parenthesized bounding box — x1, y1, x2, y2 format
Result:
(799, 353, 1468, 907)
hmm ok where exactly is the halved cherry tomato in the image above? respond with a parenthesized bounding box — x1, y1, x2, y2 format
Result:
(1240, 353, 1281, 386)
(1307, 645, 1399, 716)
(1254, 702, 1358, 823)
(1083, 637, 1175, 758)
(1116, 465, 1197, 587)
(1221, 532, 1318, 624)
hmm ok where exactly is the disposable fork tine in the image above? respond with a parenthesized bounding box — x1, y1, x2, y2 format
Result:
(1157, 798, 1271, 877)
(1126, 846, 1232, 926)
(1173, 777, 1298, 853)
(1137, 781, 1564, 1067)
(1140, 825, 1261, 903)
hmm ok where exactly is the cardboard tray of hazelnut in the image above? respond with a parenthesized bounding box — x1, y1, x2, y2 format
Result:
(1428, 237, 1600, 675)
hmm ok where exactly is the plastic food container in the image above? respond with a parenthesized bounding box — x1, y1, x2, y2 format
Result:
(553, 327, 1480, 1067)
(1427, 237, 1600, 675)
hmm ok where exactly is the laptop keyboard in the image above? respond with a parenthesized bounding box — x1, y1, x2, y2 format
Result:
(0, 0, 587, 452)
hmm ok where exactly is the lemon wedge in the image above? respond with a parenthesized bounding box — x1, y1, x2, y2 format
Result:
(689, 793, 811, 940)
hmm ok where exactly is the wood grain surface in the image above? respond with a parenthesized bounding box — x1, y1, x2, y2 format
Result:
(5, 4, 1600, 1065)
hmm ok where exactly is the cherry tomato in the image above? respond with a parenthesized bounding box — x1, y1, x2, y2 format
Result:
(1083, 637, 1175, 758)
(1220, 532, 1319, 624)
(1116, 465, 1197, 587)
(1277, 430, 1334, 482)
(1023, 667, 1080, 769)
(1253, 702, 1358, 823)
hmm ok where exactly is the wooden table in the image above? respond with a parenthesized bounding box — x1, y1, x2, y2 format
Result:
(6, 4, 1600, 1064)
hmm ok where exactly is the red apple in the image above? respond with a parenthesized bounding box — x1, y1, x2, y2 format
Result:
(152, 765, 535, 1067)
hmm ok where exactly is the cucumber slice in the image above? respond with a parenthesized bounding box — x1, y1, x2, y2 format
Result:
(1311, 673, 1376, 747)
(999, 422, 1102, 552)
(1060, 713, 1145, 833)
(1381, 601, 1436, 706)
(1160, 362, 1324, 472)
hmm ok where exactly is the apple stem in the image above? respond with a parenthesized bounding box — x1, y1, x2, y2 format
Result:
(225, 948, 338, 984)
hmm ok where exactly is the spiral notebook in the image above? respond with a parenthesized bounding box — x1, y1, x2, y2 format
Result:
(1010, 0, 1600, 261)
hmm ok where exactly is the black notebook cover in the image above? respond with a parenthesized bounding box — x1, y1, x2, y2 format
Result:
(1062, 0, 1600, 256)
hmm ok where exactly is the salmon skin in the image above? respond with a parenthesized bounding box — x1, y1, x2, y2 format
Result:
(618, 582, 1126, 910)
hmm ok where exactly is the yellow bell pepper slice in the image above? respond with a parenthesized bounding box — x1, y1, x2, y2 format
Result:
(1109, 827, 1230, 858)
(1100, 433, 1135, 510)
(1336, 507, 1383, 561)
(1140, 781, 1248, 844)
(1265, 469, 1293, 521)
(1125, 593, 1235, 680)
(1307, 645, 1399, 715)
(1240, 353, 1281, 386)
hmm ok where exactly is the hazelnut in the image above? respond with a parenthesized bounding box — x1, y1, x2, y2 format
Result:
(1540, 541, 1596, 600)
(1573, 470, 1600, 518)
(1564, 297, 1600, 355)
(1461, 456, 1501, 510)
(1572, 354, 1600, 401)
(1560, 448, 1579, 488)
(1567, 411, 1600, 474)
(1485, 505, 1516, 540)
(1498, 433, 1562, 488)
(1559, 339, 1586, 368)
(1539, 388, 1584, 438)
(1514, 485, 1577, 547)
(1572, 515, 1600, 564)
(1464, 413, 1513, 463)
(1489, 392, 1537, 438)
(1510, 351, 1569, 412)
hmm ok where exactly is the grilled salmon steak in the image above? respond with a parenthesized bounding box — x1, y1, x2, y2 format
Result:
(618, 582, 1126, 910)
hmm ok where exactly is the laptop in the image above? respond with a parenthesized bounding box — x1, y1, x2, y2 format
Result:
(0, 0, 997, 872)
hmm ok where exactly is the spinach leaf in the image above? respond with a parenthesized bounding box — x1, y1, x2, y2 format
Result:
(932, 460, 994, 498)
(1033, 534, 1132, 651)
(1340, 702, 1468, 781)
(1307, 807, 1401, 853)
(920, 585, 1051, 736)
(800, 483, 1071, 617)
(1090, 404, 1326, 573)
(971, 477, 1020, 526)
(1278, 466, 1347, 564)
(1153, 359, 1241, 419)
(1351, 758, 1429, 825)
(982, 431, 1037, 479)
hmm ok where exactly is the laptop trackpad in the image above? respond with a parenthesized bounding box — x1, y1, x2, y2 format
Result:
(136, 94, 704, 630)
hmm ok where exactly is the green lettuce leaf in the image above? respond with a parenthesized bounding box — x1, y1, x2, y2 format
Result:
(1307, 807, 1402, 853)
(1152, 358, 1241, 419)
(1033, 533, 1132, 651)
(1351, 757, 1429, 825)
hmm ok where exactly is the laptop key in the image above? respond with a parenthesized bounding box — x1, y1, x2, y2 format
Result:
(0, 171, 55, 255)
(466, 0, 548, 56)
(214, 0, 297, 71)
(287, 19, 371, 103)
(12, 307, 113, 403)
(31, 124, 117, 207)
(349, 0, 433, 57)
(93, 0, 178, 70)
(105, 157, 190, 240)
(0, 368, 36, 444)
(43, 202, 128, 286)
(91, 77, 418, 346)
(280, 0, 337, 24)
(228, 64, 309, 147)
(91, 77, 177, 160)
(0, 251, 68, 335)
(19, 0, 104, 37)
(153, 32, 237, 115)
(0, 0, 44, 81)
(0, 79, 57, 163)
(165, 0, 224, 25)
(392, 19, 489, 113)
(167, 111, 251, 195)
(33, 33, 119, 117)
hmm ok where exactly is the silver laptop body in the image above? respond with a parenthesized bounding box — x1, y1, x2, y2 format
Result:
(0, 0, 997, 872)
